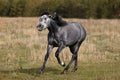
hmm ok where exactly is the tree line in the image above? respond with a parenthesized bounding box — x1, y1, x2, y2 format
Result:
(0, 0, 120, 18)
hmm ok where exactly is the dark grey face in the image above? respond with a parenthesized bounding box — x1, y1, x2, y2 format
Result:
(37, 15, 51, 31)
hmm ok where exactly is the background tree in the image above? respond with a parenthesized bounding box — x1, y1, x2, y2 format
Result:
(0, 0, 119, 18)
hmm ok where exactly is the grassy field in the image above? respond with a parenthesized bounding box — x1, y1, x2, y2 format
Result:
(0, 17, 120, 80)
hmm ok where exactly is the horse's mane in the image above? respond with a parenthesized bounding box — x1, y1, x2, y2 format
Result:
(51, 13, 67, 26)
(56, 16, 67, 26)
(40, 10, 49, 16)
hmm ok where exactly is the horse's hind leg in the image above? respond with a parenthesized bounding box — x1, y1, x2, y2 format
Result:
(72, 42, 82, 72)
(61, 53, 77, 74)
(61, 43, 80, 74)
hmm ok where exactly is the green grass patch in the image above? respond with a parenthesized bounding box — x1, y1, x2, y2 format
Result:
(0, 62, 120, 80)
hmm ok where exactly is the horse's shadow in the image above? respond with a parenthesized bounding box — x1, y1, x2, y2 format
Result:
(0, 67, 61, 76)
(20, 67, 61, 75)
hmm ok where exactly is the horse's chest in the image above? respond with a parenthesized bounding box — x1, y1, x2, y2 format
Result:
(48, 35, 60, 46)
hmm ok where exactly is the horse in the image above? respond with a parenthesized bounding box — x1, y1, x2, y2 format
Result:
(36, 12, 86, 74)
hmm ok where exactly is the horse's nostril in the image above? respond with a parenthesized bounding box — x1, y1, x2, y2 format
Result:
(40, 24, 42, 27)
(37, 24, 41, 28)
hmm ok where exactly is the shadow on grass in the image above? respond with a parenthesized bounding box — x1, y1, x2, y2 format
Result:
(0, 67, 61, 76)
(19, 67, 61, 75)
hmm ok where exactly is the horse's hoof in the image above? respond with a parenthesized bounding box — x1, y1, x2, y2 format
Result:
(39, 68, 44, 74)
(61, 70, 67, 74)
(39, 70, 44, 75)
(71, 68, 78, 72)
(61, 62, 65, 67)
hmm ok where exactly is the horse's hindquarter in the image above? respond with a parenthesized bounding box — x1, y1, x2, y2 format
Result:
(76, 23, 86, 42)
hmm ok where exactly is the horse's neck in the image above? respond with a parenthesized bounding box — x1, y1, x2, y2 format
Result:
(48, 22, 60, 33)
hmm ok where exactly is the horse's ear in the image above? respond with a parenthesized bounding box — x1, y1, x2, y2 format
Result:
(51, 12, 59, 19)
(54, 12, 57, 15)
(40, 10, 49, 16)
(48, 15, 52, 18)
(53, 12, 58, 16)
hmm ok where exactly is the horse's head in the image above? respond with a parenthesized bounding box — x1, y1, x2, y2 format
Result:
(37, 12, 64, 31)
(37, 14, 53, 31)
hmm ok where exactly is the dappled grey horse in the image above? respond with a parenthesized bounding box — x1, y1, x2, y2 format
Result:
(36, 12, 86, 74)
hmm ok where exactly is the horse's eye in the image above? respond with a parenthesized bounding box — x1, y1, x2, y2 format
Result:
(44, 18, 47, 20)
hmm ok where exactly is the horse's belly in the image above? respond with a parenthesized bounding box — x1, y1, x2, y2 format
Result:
(64, 33, 80, 46)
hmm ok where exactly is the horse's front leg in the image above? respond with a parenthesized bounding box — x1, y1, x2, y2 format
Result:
(55, 42, 65, 67)
(39, 45, 53, 74)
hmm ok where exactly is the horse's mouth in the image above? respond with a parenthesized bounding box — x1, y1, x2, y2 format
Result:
(37, 27, 47, 31)
(38, 29, 42, 31)
(37, 27, 43, 31)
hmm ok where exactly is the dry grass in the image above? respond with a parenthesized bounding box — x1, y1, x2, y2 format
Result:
(0, 18, 119, 63)
(0, 17, 120, 80)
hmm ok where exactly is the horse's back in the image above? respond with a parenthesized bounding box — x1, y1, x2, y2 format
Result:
(66, 22, 86, 41)
(60, 22, 86, 45)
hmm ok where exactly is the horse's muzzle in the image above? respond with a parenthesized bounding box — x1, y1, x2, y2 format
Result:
(37, 25, 43, 31)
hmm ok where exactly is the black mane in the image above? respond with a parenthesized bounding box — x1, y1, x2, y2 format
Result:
(51, 13, 67, 26)
(40, 10, 49, 16)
